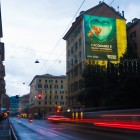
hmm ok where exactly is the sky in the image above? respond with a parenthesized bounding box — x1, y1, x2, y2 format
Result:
(1, 0, 140, 97)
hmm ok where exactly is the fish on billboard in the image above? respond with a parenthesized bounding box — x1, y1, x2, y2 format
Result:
(84, 14, 118, 61)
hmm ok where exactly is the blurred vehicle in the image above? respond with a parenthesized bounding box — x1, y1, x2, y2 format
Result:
(29, 118, 33, 123)
(17, 115, 21, 119)
(46, 114, 69, 123)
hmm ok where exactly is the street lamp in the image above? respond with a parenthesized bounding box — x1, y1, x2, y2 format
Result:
(35, 60, 39, 63)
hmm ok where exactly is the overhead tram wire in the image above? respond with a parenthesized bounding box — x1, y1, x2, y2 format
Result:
(36, 0, 86, 75)
(45, 0, 116, 73)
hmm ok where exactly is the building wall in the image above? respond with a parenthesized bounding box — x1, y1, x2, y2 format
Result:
(127, 19, 140, 58)
(10, 96, 21, 116)
(29, 74, 67, 117)
(64, 2, 125, 109)
(0, 5, 5, 116)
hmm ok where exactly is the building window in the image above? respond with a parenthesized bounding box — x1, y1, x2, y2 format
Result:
(68, 50, 70, 56)
(55, 91, 57, 94)
(38, 101, 41, 105)
(49, 80, 53, 83)
(38, 79, 41, 82)
(55, 80, 58, 83)
(75, 42, 78, 50)
(55, 84, 58, 89)
(71, 46, 74, 54)
(45, 80, 47, 83)
(60, 102, 64, 105)
(45, 95, 47, 99)
(74, 55, 77, 63)
(77, 24, 82, 33)
(67, 39, 70, 46)
(78, 38, 81, 47)
(55, 101, 57, 105)
(79, 51, 82, 59)
(68, 61, 70, 69)
(38, 84, 42, 88)
(79, 64, 82, 75)
(50, 96, 52, 100)
(45, 101, 47, 105)
(44, 84, 48, 88)
(61, 96, 63, 100)
(68, 73, 70, 80)
(61, 80, 63, 83)
(61, 85, 63, 89)
(50, 90, 52, 94)
(60, 90, 64, 94)
(50, 85, 52, 89)
(71, 58, 74, 66)
(50, 102, 52, 105)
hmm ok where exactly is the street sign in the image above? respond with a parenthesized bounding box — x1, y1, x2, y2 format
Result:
(1, 108, 6, 111)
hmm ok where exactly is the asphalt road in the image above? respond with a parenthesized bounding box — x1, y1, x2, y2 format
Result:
(9, 117, 140, 140)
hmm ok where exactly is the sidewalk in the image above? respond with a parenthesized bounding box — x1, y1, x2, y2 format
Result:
(0, 118, 11, 140)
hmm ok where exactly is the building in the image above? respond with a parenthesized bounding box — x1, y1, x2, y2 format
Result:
(10, 96, 21, 116)
(29, 74, 67, 118)
(63, 2, 127, 110)
(127, 18, 140, 58)
(18, 94, 30, 115)
(0, 4, 6, 116)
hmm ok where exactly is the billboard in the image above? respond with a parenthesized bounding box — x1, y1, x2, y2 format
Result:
(84, 14, 127, 61)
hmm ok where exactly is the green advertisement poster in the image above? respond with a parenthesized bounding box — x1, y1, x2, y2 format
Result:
(84, 14, 118, 60)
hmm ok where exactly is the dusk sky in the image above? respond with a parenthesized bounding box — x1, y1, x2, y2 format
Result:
(1, 0, 140, 97)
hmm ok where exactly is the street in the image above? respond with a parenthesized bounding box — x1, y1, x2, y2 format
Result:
(10, 117, 140, 140)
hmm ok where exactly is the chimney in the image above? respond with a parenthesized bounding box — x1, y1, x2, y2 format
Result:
(122, 11, 124, 18)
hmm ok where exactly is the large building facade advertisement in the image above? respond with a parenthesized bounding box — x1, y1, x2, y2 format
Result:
(84, 14, 125, 61)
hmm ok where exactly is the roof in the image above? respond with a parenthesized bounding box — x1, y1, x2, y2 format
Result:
(127, 18, 140, 30)
(29, 74, 66, 85)
(63, 2, 125, 40)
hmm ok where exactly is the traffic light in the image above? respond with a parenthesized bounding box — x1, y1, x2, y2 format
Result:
(38, 94, 42, 99)
(56, 109, 60, 113)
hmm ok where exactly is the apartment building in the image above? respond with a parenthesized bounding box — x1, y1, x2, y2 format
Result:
(63, 2, 126, 110)
(127, 18, 140, 58)
(0, 5, 6, 116)
(29, 74, 67, 118)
